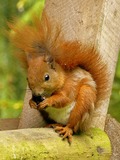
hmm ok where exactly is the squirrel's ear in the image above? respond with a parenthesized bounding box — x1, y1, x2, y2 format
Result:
(44, 55, 56, 70)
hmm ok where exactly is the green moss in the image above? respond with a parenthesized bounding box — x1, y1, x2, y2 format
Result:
(0, 128, 111, 160)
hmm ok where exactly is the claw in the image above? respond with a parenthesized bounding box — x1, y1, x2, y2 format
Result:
(62, 132, 72, 144)
(54, 126, 73, 144)
(45, 123, 63, 128)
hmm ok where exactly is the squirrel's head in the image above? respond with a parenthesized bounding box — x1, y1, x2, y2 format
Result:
(27, 55, 65, 98)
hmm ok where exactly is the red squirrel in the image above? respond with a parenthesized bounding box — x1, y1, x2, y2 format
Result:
(9, 14, 109, 143)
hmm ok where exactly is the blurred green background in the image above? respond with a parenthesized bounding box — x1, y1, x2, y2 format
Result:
(0, 0, 120, 122)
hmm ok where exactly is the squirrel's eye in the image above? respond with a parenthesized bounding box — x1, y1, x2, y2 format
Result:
(44, 74, 50, 81)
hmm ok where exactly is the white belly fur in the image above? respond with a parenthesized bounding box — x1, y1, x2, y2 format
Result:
(45, 102, 75, 125)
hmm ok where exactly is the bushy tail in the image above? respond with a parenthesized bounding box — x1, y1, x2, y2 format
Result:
(9, 13, 110, 101)
(50, 41, 110, 101)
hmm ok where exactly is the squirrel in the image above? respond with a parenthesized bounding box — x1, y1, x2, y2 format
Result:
(9, 13, 109, 143)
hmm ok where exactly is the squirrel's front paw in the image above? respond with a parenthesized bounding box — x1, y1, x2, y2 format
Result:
(29, 99, 37, 109)
(38, 98, 50, 110)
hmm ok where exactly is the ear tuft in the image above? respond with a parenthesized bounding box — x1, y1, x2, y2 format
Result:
(44, 55, 55, 70)
(44, 54, 53, 63)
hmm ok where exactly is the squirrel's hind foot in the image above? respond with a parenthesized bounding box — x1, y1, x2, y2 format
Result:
(54, 125, 73, 144)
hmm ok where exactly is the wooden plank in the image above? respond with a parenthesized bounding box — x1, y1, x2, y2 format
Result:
(0, 118, 19, 131)
(0, 128, 111, 159)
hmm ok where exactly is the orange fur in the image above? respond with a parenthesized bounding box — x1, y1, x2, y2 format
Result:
(9, 13, 109, 142)
(68, 84, 96, 131)
(9, 13, 109, 100)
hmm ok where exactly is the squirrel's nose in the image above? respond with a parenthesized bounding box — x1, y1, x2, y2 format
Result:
(33, 88, 44, 97)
